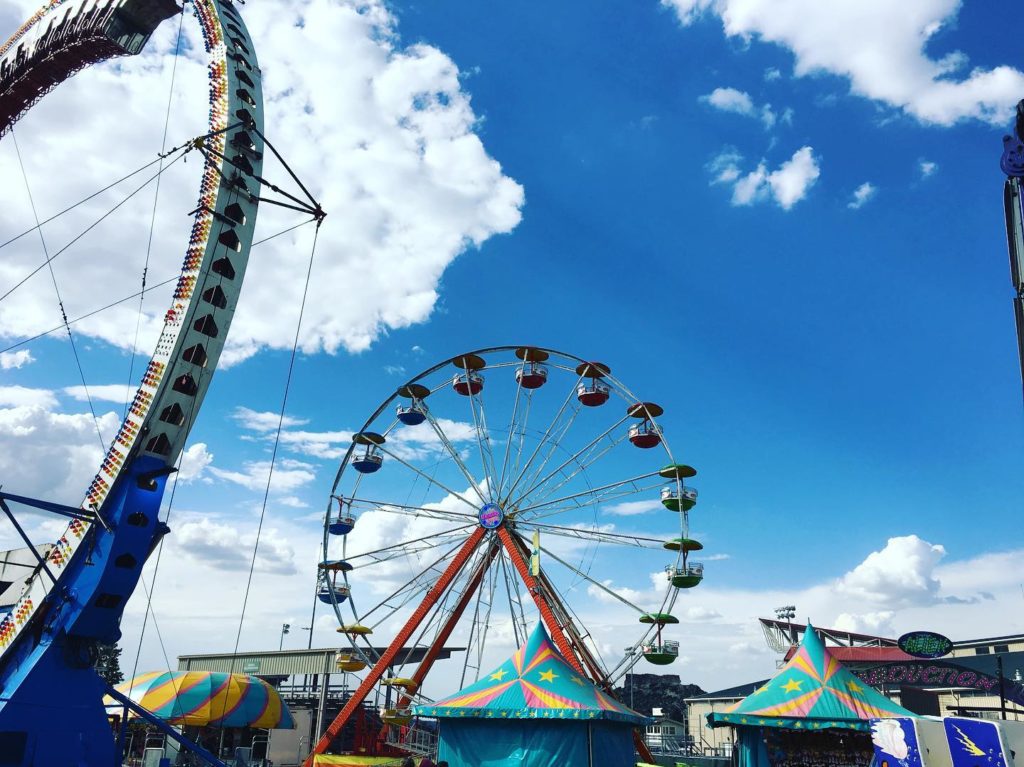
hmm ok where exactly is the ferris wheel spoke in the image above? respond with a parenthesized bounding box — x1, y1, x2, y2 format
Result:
(347, 496, 477, 525)
(524, 479, 663, 523)
(419, 409, 488, 505)
(373, 444, 480, 511)
(536, 544, 646, 614)
(515, 521, 667, 549)
(514, 402, 583, 511)
(501, 372, 584, 506)
(516, 471, 660, 517)
(495, 358, 528, 498)
(343, 523, 474, 561)
(358, 535, 469, 625)
(505, 391, 534, 500)
(511, 415, 629, 508)
(464, 386, 499, 501)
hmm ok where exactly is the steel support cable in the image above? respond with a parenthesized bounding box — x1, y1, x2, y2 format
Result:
(537, 544, 645, 614)
(0, 154, 170, 254)
(0, 148, 189, 306)
(220, 222, 322, 722)
(360, 537, 467, 626)
(11, 128, 105, 451)
(124, 5, 187, 420)
(0, 220, 315, 356)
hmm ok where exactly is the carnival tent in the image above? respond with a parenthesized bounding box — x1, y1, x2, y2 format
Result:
(414, 623, 649, 767)
(104, 671, 294, 728)
(709, 623, 916, 731)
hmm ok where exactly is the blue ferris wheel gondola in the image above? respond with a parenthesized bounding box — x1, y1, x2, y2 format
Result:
(318, 583, 351, 604)
(396, 403, 427, 426)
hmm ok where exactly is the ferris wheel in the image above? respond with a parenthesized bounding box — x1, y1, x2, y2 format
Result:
(308, 346, 712, 758)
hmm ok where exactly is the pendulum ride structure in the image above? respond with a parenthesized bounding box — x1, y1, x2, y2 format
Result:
(0, 0, 265, 762)
(1001, 99, 1024, 400)
(306, 347, 720, 764)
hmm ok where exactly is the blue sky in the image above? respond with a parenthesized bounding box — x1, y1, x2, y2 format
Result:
(1, 0, 1022, 693)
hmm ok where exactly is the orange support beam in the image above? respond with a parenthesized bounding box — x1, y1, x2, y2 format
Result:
(496, 526, 585, 676)
(382, 538, 502, 740)
(303, 526, 487, 765)
(501, 529, 655, 764)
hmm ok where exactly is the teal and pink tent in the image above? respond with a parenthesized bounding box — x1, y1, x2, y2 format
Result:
(709, 623, 916, 731)
(415, 623, 649, 766)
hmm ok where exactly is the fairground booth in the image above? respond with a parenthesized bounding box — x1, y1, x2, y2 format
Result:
(708, 624, 917, 767)
(415, 623, 650, 767)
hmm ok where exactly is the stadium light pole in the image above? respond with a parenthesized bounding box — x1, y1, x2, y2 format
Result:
(279, 623, 291, 651)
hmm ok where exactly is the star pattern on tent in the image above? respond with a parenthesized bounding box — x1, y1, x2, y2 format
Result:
(490, 669, 508, 681)
(781, 679, 803, 693)
(538, 669, 558, 683)
(753, 684, 770, 695)
(570, 676, 585, 686)
(847, 681, 863, 693)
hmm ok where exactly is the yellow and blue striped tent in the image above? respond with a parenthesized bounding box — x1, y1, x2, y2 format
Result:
(106, 671, 294, 728)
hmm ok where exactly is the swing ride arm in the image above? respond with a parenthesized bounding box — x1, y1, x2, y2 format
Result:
(305, 526, 488, 765)
(0, 0, 265, 763)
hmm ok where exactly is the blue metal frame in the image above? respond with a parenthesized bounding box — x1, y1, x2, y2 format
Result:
(106, 685, 227, 767)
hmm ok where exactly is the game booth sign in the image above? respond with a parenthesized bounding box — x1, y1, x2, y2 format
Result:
(870, 716, 1024, 767)
(853, 631, 1024, 713)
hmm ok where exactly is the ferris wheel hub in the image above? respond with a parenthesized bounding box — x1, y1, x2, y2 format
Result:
(478, 502, 505, 529)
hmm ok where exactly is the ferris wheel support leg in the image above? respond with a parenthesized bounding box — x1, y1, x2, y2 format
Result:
(381, 538, 502, 740)
(304, 526, 488, 766)
(495, 526, 586, 676)
(499, 532, 657, 763)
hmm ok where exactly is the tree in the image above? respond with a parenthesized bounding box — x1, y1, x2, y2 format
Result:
(96, 642, 124, 686)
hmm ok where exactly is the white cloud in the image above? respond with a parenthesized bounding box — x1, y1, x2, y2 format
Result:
(171, 518, 297, 574)
(764, 67, 782, 82)
(0, 0, 524, 367)
(604, 499, 662, 516)
(710, 146, 820, 209)
(685, 606, 722, 621)
(231, 407, 310, 433)
(833, 610, 895, 637)
(700, 86, 778, 128)
(835, 534, 945, 607)
(0, 402, 120, 503)
(63, 384, 134, 404)
(0, 386, 57, 409)
(0, 350, 33, 369)
(848, 181, 877, 209)
(177, 442, 213, 483)
(919, 159, 939, 178)
(663, 0, 1024, 126)
(208, 458, 317, 495)
(701, 86, 754, 115)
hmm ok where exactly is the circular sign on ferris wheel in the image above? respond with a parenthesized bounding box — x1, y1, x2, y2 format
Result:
(478, 503, 505, 529)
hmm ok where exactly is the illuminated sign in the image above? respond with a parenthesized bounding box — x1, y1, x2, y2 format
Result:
(854, 662, 1024, 708)
(478, 503, 504, 529)
(898, 631, 952, 659)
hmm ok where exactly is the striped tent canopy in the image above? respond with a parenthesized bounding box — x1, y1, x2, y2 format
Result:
(415, 622, 648, 725)
(709, 623, 916, 732)
(106, 671, 294, 728)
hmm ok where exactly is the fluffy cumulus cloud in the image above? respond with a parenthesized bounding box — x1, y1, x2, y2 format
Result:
(0, 401, 120, 503)
(0, 0, 524, 367)
(171, 517, 297, 574)
(848, 182, 877, 210)
(700, 86, 777, 128)
(662, 0, 1024, 126)
(919, 159, 939, 178)
(0, 350, 32, 369)
(710, 146, 820, 209)
(835, 534, 946, 606)
(63, 384, 134, 404)
(177, 442, 214, 483)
